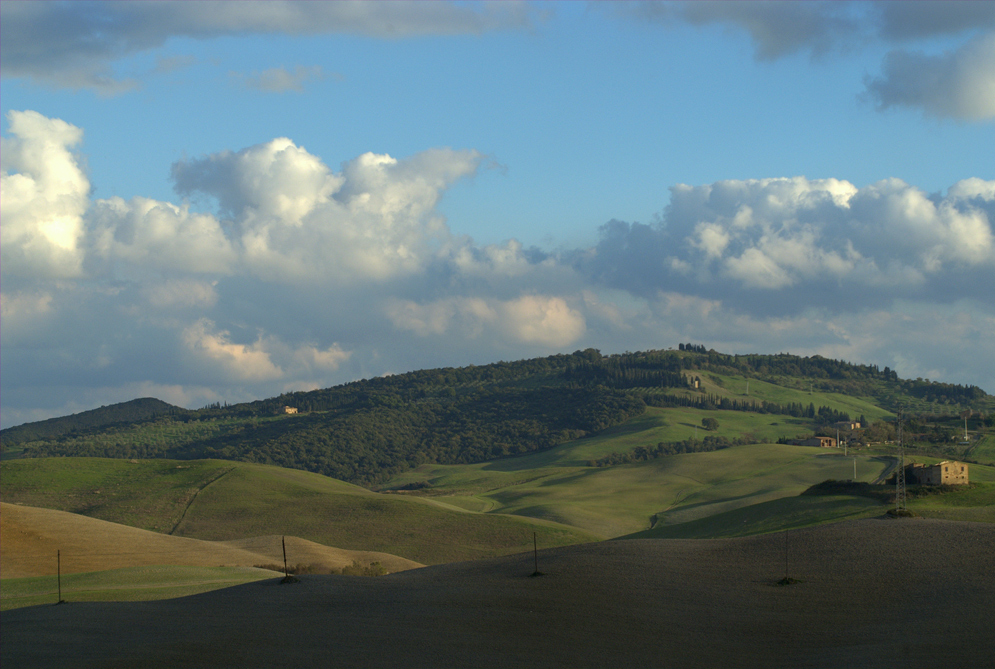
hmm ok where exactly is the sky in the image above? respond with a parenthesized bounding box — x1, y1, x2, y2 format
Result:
(2, 1, 994, 429)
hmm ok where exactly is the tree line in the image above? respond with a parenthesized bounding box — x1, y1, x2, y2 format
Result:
(640, 392, 853, 424)
(588, 434, 751, 467)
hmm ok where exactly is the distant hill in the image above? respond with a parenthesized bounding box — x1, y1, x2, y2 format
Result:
(3, 348, 991, 485)
(0, 398, 182, 445)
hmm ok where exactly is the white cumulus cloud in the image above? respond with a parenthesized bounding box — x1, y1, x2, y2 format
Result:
(1, 110, 89, 280)
(387, 294, 586, 347)
(181, 319, 285, 383)
(172, 140, 483, 283)
(89, 196, 237, 276)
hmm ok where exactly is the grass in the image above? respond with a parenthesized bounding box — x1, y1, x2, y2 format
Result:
(624, 494, 887, 539)
(0, 458, 238, 533)
(1, 443, 27, 460)
(383, 442, 893, 538)
(906, 481, 995, 523)
(172, 463, 598, 564)
(966, 434, 995, 465)
(0, 565, 276, 611)
(1, 458, 598, 565)
(5, 405, 991, 570)
(676, 373, 893, 423)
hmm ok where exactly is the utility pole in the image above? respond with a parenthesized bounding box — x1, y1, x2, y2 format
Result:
(896, 409, 907, 513)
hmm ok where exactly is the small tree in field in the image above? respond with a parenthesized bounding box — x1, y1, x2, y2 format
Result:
(702, 417, 719, 431)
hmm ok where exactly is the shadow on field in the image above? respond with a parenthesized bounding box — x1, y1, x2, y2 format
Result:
(4, 518, 993, 669)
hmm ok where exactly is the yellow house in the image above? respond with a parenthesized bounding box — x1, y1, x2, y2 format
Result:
(905, 461, 968, 486)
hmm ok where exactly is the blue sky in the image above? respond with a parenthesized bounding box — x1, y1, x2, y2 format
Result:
(2, 1, 994, 428)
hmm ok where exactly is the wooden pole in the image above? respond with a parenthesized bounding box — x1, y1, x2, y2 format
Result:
(282, 536, 289, 578)
(57, 549, 65, 604)
(533, 532, 538, 574)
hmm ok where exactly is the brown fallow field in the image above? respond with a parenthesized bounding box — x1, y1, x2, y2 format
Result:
(0, 502, 423, 578)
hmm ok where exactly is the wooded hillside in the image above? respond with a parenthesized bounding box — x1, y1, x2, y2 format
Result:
(4, 347, 990, 485)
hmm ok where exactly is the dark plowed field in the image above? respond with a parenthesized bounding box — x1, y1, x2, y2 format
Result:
(3, 518, 993, 668)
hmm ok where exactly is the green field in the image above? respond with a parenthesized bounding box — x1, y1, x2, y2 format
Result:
(383, 441, 892, 538)
(668, 373, 894, 424)
(0, 565, 276, 611)
(379, 403, 898, 538)
(625, 494, 887, 539)
(1, 458, 598, 565)
(967, 434, 995, 465)
(4, 400, 992, 569)
(903, 459, 995, 522)
(0, 457, 244, 533)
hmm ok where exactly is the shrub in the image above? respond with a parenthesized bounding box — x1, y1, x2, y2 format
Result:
(340, 561, 387, 577)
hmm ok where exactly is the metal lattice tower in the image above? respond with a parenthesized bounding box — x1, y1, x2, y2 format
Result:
(895, 409, 907, 512)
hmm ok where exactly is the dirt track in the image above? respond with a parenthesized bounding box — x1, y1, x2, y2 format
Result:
(3, 517, 993, 668)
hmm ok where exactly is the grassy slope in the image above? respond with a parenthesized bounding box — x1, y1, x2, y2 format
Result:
(673, 372, 894, 423)
(5, 401, 990, 569)
(381, 405, 896, 538)
(903, 459, 995, 522)
(1, 565, 276, 611)
(0, 502, 422, 577)
(624, 494, 887, 539)
(629, 459, 995, 539)
(0, 458, 240, 533)
(172, 463, 597, 564)
(392, 444, 892, 538)
(967, 433, 995, 464)
(1, 459, 598, 565)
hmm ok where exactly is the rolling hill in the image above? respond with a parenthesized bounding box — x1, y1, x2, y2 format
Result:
(0, 502, 422, 579)
(0, 458, 599, 565)
(0, 398, 182, 446)
(4, 347, 992, 487)
(0, 501, 423, 611)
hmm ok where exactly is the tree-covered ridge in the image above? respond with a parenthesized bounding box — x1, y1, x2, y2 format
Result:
(6, 347, 991, 484)
(17, 385, 646, 485)
(672, 349, 990, 410)
(0, 398, 181, 445)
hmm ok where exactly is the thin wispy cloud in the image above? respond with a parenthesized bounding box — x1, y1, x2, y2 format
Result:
(0, 0, 537, 93)
(619, 0, 995, 120)
(230, 65, 335, 93)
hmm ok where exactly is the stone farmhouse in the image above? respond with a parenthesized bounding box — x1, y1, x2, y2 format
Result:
(793, 436, 837, 448)
(905, 461, 969, 486)
(283, 406, 298, 414)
